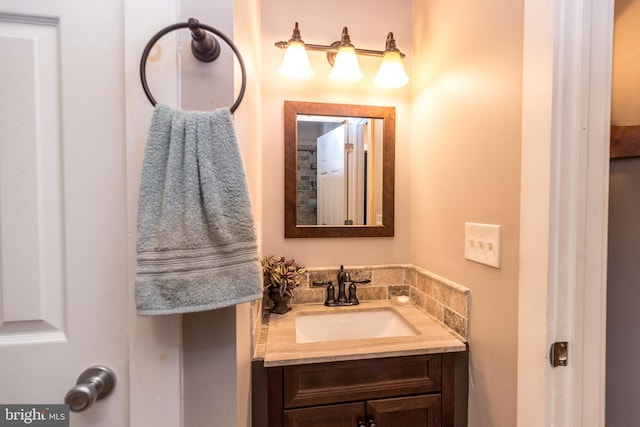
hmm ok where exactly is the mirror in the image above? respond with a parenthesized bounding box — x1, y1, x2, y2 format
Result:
(284, 101, 395, 238)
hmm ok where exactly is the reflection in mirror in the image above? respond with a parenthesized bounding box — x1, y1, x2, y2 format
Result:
(296, 116, 383, 226)
(284, 101, 395, 238)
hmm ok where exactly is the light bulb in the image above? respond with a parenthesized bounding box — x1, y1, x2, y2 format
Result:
(374, 50, 409, 89)
(278, 40, 314, 80)
(328, 45, 363, 84)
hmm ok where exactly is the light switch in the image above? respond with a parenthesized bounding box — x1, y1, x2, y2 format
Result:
(464, 222, 501, 268)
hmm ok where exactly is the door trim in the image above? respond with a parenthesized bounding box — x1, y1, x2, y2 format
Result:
(124, 0, 183, 425)
(518, 0, 612, 426)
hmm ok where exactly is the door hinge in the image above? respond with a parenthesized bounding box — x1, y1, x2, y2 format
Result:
(550, 341, 568, 367)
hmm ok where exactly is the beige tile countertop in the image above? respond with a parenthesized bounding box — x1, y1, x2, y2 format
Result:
(262, 300, 467, 367)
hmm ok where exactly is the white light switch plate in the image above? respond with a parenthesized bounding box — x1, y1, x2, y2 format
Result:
(464, 223, 501, 268)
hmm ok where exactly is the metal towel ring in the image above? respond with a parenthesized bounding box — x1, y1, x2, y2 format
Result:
(139, 18, 247, 113)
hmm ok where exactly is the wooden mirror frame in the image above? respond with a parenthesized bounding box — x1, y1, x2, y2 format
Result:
(284, 101, 395, 238)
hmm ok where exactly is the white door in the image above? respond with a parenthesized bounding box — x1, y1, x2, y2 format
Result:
(345, 123, 365, 225)
(317, 125, 346, 225)
(0, 1, 129, 425)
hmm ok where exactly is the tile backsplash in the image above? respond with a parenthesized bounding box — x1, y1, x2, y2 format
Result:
(409, 265, 470, 339)
(270, 264, 470, 339)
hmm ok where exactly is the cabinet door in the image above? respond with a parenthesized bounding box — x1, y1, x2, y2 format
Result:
(366, 394, 441, 426)
(284, 402, 364, 427)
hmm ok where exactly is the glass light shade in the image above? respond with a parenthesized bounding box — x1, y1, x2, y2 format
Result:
(328, 46, 363, 84)
(374, 50, 409, 89)
(278, 41, 314, 80)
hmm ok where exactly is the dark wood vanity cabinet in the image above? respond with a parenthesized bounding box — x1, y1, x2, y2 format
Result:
(366, 394, 441, 426)
(284, 395, 441, 427)
(257, 352, 468, 427)
(283, 402, 363, 427)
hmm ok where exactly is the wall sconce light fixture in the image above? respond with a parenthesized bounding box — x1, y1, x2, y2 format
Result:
(275, 22, 409, 88)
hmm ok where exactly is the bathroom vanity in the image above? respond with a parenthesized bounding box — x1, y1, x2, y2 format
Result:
(252, 301, 468, 427)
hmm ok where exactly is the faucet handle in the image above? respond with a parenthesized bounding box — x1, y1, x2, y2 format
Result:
(324, 281, 336, 306)
(347, 282, 359, 305)
(311, 280, 329, 286)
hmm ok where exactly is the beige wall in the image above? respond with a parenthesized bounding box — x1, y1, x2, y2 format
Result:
(259, 0, 412, 267)
(256, 0, 523, 425)
(411, 1, 523, 426)
(611, 0, 640, 125)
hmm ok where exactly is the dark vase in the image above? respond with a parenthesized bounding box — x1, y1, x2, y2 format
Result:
(268, 288, 292, 314)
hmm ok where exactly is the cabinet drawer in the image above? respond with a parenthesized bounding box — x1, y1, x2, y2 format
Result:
(283, 354, 442, 408)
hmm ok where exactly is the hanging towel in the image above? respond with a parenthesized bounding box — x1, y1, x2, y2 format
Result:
(135, 104, 262, 316)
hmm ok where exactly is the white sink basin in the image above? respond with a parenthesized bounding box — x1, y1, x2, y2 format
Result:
(295, 308, 418, 343)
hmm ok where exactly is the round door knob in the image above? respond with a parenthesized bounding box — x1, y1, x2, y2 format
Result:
(64, 366, 116, 412)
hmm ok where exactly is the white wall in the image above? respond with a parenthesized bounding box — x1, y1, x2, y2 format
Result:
(125, 1, 183, 425)
(176, 0, 262, 425)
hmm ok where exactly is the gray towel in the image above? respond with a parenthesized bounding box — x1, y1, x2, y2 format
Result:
(135, 104, 262, 316)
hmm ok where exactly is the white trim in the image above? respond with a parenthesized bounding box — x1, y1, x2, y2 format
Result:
(518, 0, 555, 424)
(125, 1, 183, 425)
(572, 0, 612, 424)
(518, 0, 612, 426)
